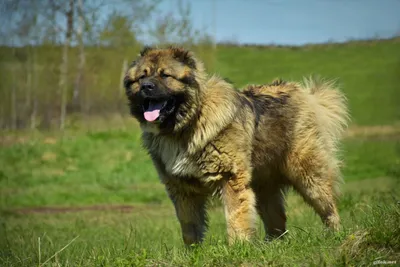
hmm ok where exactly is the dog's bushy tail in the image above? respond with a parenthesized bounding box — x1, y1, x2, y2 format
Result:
(303, 76, 349, 148)
(303, 76, 350, 195)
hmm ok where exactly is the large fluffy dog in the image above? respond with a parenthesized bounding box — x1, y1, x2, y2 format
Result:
(124, 47, 349, 245)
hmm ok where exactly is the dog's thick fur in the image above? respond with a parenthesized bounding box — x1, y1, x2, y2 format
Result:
(124, 47, 349, 245)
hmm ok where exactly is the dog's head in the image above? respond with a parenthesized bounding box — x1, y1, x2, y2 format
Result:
(124, 47, 204, 134)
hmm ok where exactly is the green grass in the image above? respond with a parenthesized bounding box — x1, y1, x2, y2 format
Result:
(0, 127, 399, 266)
(0, 178, 399, 266)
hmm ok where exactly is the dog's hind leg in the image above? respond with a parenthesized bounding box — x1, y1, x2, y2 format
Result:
(285, 152, 340, 231)
(253, 181, 287, 240)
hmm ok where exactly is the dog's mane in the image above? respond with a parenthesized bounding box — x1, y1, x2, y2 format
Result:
(186, 75, 240, 154)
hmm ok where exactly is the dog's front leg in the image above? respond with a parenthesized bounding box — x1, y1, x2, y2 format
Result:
(165, 182, 209, 246)
(222, 170, 257, 244)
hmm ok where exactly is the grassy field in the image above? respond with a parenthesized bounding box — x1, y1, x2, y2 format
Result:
(1, 127, 399, 266)
(1, 39, 400, 266)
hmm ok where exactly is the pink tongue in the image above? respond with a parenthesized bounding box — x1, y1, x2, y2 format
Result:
(144, 110, 160, 122)
(144, 101, 164, 122)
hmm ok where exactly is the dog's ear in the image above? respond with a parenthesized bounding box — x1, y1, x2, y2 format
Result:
(130, 46, 154, 67)
(140, 46, 154, 57)
(170, 47, 197, 69)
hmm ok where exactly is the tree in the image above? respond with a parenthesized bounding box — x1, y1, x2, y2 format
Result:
(0, 0, 44, 129)
(150, 0, 205, 46)
(99, 0, 160, 47)
(59, 0, 75, 130)
(99, 12, 138, 47)
(72, 0, 85, 111)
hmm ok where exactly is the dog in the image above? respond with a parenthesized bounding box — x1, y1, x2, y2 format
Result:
(124, 46, 349, 245)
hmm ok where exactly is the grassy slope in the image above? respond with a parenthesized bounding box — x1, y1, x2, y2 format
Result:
(214, 40, 400, 125)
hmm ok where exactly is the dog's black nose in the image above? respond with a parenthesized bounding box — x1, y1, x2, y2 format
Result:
(140, 82, 155, 91)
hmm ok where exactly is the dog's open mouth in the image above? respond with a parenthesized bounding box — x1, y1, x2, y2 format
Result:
(143, 98, 176, 122)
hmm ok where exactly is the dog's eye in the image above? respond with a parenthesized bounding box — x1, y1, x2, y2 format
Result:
(138, 74, 146, 80)
(160, 72, 171, 79)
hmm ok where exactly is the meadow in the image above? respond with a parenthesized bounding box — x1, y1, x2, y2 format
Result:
(0, 39, 399, 266)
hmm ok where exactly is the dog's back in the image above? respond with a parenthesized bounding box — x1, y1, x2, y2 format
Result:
(242, 77, 348, 172)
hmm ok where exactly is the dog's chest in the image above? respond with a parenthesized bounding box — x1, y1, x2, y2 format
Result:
(151, 137, 200, 177)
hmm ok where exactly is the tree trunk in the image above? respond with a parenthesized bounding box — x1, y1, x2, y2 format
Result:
(59, 0, 74, 130)
(30, 60, 38, 130)
(72, 0, 85, 112)
(25, 45, 35, 128)
(26, 55, 32, 112)
(30, 98, 38, 129)
(11, 67, 17, 130)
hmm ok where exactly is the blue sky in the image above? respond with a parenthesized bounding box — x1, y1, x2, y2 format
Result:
(4, 0, 398, 46)
(155, 0, 400, 45)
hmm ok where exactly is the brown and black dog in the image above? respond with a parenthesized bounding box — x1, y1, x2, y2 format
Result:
(124, 47, 349, 245)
